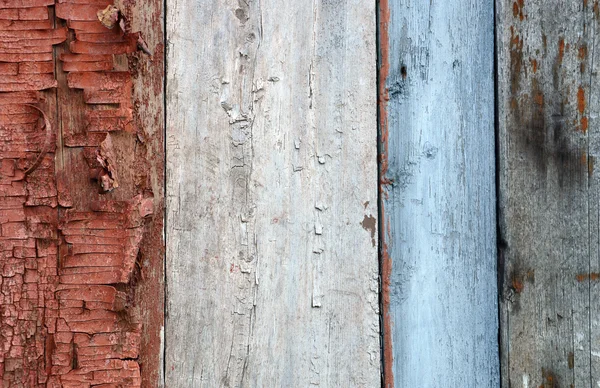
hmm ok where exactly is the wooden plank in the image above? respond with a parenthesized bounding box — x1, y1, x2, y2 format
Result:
(52, 0, 164, 386)
(122, 0, 166, 386)
(497, 0, 599, 387)
(166, 0, 379, 386)
(378, 0, 498, 386)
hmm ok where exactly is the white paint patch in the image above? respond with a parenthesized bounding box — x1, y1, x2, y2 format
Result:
(522, 374, 529, 388)
(592, 351, 600, 358)
(576, 332, 585, 350)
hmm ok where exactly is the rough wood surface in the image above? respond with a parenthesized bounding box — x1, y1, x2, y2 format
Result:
(497, 0, 600, 387)
(379, 1, 499, 386)
(0, 0, 163, 385)
(165, 0, 380, 386)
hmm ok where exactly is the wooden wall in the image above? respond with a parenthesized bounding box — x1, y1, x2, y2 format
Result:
(3, 0, 600, 386)
(165, 0, 380, 386)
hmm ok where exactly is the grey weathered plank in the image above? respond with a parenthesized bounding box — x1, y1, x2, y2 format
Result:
(497, 0, 598, 386)
(379, 0, 498, 386)
(165, 0, 379, 386)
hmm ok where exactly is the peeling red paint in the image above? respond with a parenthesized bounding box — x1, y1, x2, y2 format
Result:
(0, 1, 65, 385)
(1, 0, 155, 385)
(378, 0, 394, 386)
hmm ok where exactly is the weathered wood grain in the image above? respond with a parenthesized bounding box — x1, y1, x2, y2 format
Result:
(497, 0, 599, 387)
(166, 0, 379, 386)
(379, 1, 498, 386)
(121, 0, 165, 386)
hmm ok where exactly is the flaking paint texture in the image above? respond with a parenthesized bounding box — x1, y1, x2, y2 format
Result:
(0, 0, 158, 386)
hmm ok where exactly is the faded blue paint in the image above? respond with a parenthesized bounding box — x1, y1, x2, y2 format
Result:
(381, 0, 499, 386)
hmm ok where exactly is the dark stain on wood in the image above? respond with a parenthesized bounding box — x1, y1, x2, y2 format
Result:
(361, 214, 377, 247)
(568, 352, 574, 369)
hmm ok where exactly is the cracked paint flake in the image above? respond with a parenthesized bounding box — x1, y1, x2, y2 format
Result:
(0, 0, 155, 386)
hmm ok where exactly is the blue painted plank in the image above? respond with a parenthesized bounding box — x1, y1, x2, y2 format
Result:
(379, 1, 499, 386)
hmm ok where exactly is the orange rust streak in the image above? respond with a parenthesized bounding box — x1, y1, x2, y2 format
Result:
(512, 278, 524, 293)
(578, 87, 586, 112)
(579, 45, 588, 59)
(558, 38, 565, 63)
(581, 117, 588, 133)
(576, 273, 600, 281)
(531, 58, 538, 73)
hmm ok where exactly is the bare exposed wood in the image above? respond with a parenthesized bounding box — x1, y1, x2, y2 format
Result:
(497, 0, 598, 386)
(379, 1, 498, 386)
(165, 0, 379, 386)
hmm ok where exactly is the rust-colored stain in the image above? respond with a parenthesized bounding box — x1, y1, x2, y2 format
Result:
(512, 2, 519, 17)
(512, 278, 525, 293)
(581, 117, 589, 133)
(576, 272, 600, 281)
(378, 0, 394, 386)
(510, 27, 524, 95)
(510, 27, 522, 50)
(541, 368, 558, 388)
(558, 38, 565, 64)
(510, 269, 534, 294)
(530, 58, 538, 73)
(512, 1, 525, 20)
(595, 1, 600, 19)
(578, 44, 587, 60)
(577, 87, 586, 114)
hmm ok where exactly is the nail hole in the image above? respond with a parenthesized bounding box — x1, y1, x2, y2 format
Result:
(400, 65, 407, 79)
